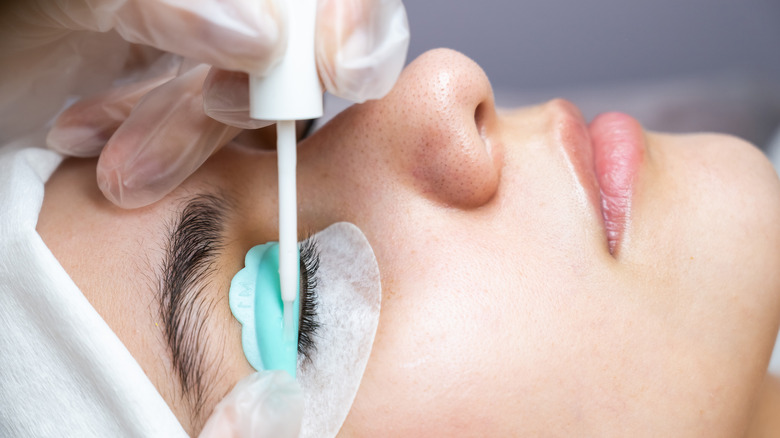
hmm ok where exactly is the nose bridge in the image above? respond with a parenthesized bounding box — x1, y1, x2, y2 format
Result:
(386, 49, 502, 209)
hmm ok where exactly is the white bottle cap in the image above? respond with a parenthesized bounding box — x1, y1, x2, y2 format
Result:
(250, 0, 324, 121)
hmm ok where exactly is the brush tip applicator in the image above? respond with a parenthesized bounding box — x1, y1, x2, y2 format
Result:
(249, 0, 323, 343)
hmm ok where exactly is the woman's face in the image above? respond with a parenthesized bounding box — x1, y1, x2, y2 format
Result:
(38, 49, 780, 436)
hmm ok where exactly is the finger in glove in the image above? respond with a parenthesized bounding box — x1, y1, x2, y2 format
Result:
(4, 0, 288, 75)
(316, 0, 409, 102)
(47, 73, 174, 157)
(203, 68, 274, 130)
(97, 64, 240, 208)
(198, 371, 303, 438)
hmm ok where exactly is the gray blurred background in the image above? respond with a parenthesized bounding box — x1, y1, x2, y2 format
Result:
(405, 0, 780, 90)
(324, 1, 780, 147)
(401, 0, 780, 148)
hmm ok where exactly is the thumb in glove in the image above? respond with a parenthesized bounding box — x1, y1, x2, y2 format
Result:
(198, 371, 303, 438)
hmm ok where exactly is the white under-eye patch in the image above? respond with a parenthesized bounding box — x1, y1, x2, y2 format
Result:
(297, 222, 381, 438)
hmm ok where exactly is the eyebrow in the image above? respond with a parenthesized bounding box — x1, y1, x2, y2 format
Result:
(158, 192, 231, 423)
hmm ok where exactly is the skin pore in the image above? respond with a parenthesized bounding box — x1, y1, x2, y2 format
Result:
(37, 49, 780, 436)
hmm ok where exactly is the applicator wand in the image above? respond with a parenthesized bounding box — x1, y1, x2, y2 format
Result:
(249, 0, 323, 342)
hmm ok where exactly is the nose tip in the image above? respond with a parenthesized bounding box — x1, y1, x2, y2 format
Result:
(386, 49, 501, 208)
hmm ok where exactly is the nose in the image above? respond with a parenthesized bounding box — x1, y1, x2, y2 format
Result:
(389, 49, 501, 208)
(311, 49, 501, 210)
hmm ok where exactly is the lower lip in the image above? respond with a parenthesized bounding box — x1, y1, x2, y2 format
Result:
(588, 112, 644, 255)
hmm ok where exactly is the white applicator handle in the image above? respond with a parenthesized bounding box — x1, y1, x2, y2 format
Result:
(276, 120, 298, 341)
(250, 0, 323, 121)
(249, 0, 323, 341)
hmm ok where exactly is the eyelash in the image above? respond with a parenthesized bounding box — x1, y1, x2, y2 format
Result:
(298, 237, 321, 362)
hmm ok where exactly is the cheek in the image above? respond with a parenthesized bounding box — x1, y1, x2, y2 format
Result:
(339, 252, 529, 436)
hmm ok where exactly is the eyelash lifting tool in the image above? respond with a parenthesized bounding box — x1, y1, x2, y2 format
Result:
(249, 0, 323, 342)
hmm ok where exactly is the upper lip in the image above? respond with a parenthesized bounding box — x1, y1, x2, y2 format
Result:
(547, 99, 641, 256)
(547, 99, 606, 235)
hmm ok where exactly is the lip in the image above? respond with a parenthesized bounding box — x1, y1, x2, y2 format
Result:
(552, 101, 644, 255)
(588, 112, 644, 254)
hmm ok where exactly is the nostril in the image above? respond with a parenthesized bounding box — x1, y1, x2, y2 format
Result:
(473, 100, 498, 159)
(474, 102, 487, 136)
(474, 101, 496, 145)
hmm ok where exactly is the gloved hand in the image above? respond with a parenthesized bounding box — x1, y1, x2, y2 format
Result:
(198, 370, 304, 438)
(0, 0, 284, 145)
(0, 0, 409, 208)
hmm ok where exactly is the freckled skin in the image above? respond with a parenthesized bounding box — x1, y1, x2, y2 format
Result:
(38, 49, 780, 436)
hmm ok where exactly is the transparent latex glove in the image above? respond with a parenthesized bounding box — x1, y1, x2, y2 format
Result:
(198, 371, 304, 438)
(0, 0, 285, 145)
(43, 0, 408, 209)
